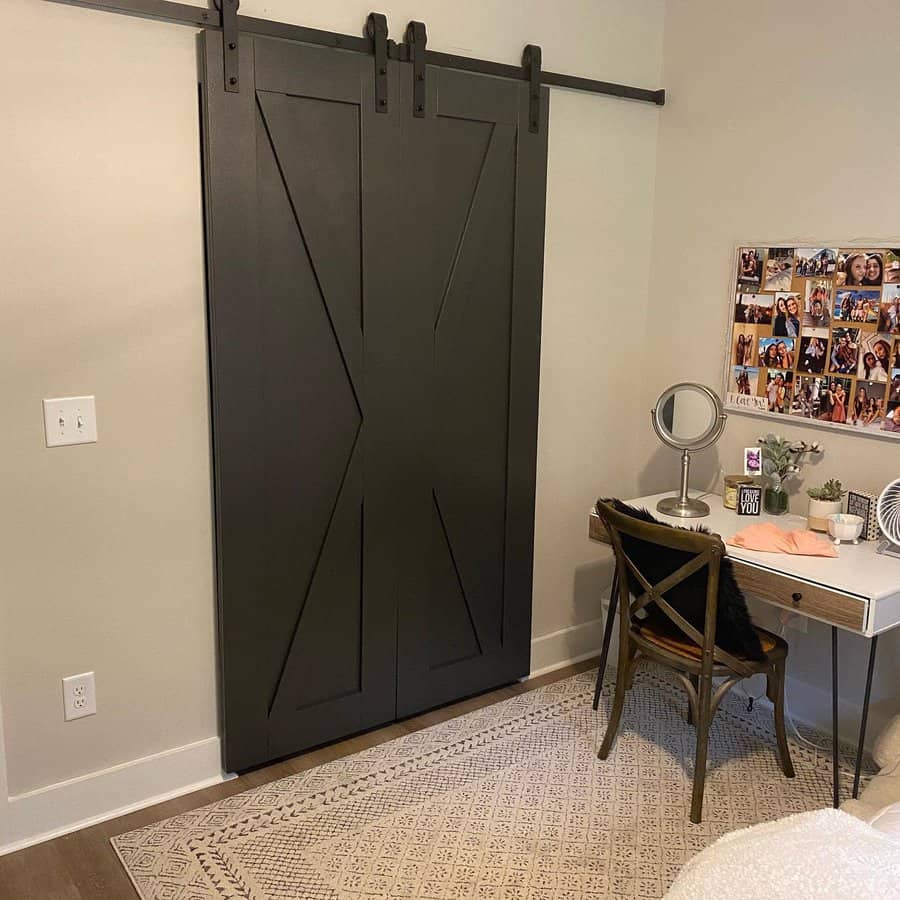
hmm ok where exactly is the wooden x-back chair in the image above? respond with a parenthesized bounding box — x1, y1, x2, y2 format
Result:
(594, 499, 794, 823)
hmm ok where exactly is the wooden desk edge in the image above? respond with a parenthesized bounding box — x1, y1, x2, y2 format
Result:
(588, 509, 609, 543)
(587, 510, 868, 633)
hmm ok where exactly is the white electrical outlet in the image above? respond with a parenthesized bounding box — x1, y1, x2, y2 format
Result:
(779, 609, 808, 633)
(43, 396, 98, 447)
(62, 672, 97, 721)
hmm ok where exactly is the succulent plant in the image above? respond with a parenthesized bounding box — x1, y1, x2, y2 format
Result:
(806, 479, 845, 502)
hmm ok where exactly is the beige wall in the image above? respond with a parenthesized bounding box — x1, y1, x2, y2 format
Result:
(533, 79, 662, 644)
(0, 0, 664, 799)
(643, 0, 900, 739)
(1, 1, 217, 796)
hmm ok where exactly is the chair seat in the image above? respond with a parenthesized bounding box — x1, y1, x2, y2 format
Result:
(635, 620, 785, 663)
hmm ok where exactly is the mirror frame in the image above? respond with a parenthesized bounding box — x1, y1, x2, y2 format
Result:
(651, 382, 727, 452)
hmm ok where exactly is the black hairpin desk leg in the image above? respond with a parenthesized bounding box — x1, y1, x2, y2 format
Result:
(832, 626, 840, 808)
(852, 635, 879, 799)
(592, 570, 619, 710)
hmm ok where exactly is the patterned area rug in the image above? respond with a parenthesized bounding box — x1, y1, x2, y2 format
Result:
(113, 668, 850, 899)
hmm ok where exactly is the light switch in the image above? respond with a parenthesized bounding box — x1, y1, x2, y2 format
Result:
(43, 396, 98, 447)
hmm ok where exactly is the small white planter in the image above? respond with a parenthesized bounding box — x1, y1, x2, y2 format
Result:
(808, 497, 842, 532)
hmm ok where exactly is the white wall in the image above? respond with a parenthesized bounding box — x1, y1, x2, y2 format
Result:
(0, 0, 665, 847)
(2, 0, 218, 796)
(643, 0, 900, 741)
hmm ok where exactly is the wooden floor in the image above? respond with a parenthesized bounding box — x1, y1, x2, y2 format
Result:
(0, 659, 598, 899)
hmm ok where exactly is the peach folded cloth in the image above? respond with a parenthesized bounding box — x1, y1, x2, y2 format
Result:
(727, 522, 838, 557)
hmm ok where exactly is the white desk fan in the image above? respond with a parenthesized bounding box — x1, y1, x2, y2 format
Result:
(876, 478, 900, 558)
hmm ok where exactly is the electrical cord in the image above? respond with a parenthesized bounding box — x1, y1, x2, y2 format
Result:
(735, 625, 856, 778)
(735, 677, 766, 711)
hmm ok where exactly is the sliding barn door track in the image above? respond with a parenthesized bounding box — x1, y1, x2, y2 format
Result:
(45, 0, 665, 124)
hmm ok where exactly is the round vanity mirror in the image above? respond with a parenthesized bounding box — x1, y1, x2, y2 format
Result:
(651, 383, 727, 517)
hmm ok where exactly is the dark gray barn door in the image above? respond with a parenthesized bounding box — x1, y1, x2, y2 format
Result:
(201, 31, 548, 770)
(394, 66, 548, 716)
(200, 33, 401, 772)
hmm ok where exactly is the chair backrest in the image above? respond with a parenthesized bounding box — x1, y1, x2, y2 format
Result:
(595, 499, 753, 676)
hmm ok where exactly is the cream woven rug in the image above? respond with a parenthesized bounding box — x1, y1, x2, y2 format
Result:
(113, 668, 850, 899)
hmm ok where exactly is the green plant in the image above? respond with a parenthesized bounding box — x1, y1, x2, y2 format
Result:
(757, 433, 823, 493)
(806, 479, 845, 501)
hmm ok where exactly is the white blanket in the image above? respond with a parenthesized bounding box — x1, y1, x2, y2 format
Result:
(665, 808, 900, 899)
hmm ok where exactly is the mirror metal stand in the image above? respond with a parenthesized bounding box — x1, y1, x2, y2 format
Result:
(656, 448, 710, 517)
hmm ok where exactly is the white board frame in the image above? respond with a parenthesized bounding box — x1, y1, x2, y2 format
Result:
(721, 240, 900, 443)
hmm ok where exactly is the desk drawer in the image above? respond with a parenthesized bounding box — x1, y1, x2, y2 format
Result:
(732, 561, 866, 632)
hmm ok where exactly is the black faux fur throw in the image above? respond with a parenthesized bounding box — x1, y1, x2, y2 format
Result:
(601, 499, 765, 662)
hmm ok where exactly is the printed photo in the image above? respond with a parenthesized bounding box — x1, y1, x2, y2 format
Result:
(834, 289, 881, 324)
(883, 401, 900, 433)
(878, 301, 900, 334)
(734, 292, 774, 325)
(791, 376, 824, 418)
(884, 250, 900, 284)
(737, 247, 764, 287)
(794, 248, 836, 278)
(890, 372, 900, 404)
(773, 292, 802, 337)
(744, 446, 762, 476)
(816, 376, 852, 423)
(849, 381, 886, 428)
(764, 370, 793, 414)
(802, 280, 832, 327)
(732, 324, 766, 367)
(894, 338, 900, 368)
(732, 365, 759, 397)
(797, 332, 828, 374)
(828, 328, 859, 374)
(877, 285, 900, 334)
(759, 336, 795, 370)
(836, 250, 884, 287)
(763, 248, 795, 291)
(856, 332, 892, 383)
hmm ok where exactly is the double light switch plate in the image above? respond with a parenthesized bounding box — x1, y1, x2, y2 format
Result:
(43, 396, 98, 447)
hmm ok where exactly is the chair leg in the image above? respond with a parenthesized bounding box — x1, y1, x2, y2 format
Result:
(690, 672, 713, 824)
(687, 674, 698, 726)
(765, 669, 777, 704)
(592, 572, 619, 711)
(625, 647, 639, 689)
(771, 657, 795, 779)
(598, 651, 630, 760)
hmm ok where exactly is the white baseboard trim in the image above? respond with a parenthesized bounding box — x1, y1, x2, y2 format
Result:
(528, 620, 879, 752)
(529, 617, 605, 677)
(1, 736, 233, 856)
(782, 675, 886, 752)
(2, 665, 878, 858)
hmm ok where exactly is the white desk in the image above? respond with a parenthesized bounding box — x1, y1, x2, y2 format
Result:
(588, 491, 900, 806)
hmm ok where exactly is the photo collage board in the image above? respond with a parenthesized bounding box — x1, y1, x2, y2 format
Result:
(726, 246, 900, 438)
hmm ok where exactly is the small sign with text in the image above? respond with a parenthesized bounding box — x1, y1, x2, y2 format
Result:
(737, 484, 763, 516)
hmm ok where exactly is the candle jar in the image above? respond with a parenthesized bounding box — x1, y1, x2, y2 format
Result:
(724, 475, 754, 510)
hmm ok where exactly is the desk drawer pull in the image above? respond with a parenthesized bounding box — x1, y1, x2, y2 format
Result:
(791, 592, 802, 605)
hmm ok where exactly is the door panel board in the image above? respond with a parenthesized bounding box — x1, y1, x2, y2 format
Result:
(202, 31, 547, 766)
(396, 65, 548, 716)
(201, 32, 398, 771)
(254, 38, 361, 102)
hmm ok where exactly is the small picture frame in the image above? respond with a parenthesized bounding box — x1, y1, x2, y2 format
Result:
(846, 490, 879, 541)
(737, 483, 763, 516)
(744, 447, 762, 476)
